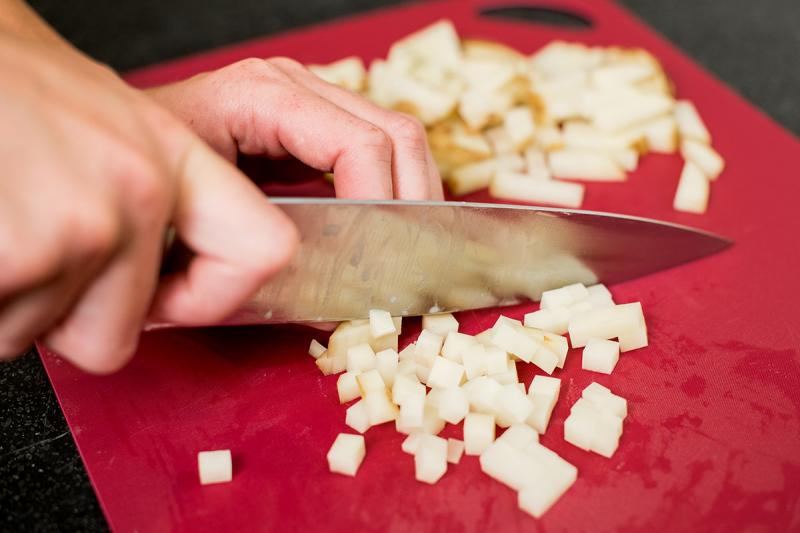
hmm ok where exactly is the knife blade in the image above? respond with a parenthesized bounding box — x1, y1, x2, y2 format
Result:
(156, 198, 731, 327)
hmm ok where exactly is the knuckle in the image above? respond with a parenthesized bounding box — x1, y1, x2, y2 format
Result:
(71, 207, 121, 259)
(357, 124, 392, 152)
(266, 56, 304, 72)
(391, 113, 427, 142)
(115, 152, 169, 218)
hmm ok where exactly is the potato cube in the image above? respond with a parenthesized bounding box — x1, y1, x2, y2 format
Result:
(422, 313, 460, 337)
(337, 372, 361, 403)
(447, 438, 465, 464)
(197, 450, 232, 485)
(327, 433, 366, 477)
(464, 413, 496, 455)
(369, 309, 397, 338)
(582, 338, 620, 374)
(427, 357, 465, 389)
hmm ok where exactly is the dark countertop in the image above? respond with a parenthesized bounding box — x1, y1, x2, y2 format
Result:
(1, 1, 797, 531)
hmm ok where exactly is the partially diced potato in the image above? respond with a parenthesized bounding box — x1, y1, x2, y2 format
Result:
(375, 349, 399, 387)
(346, 343, 376, 373)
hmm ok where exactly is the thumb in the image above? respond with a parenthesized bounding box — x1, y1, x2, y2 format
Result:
(149, 138, 299, 324)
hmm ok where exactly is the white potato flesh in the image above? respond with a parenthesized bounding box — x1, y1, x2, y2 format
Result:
(364, 389, 399, 425)
(542, 333, 569, 368)
(540, 283, 588, 309)
(415, 435, 449, 484)
(422, 313, 460, 337)
(356, 369, 386, 396)
(497, 423, 539, 449)
(494, 383, 535, 424)
(337, 372, 362, 404)
(490, 171, 585, 208)
(464, 412, 496, 455)
(529, 375, 560, 398)
(681, 139, 724, 180)
(548, 149, 626, 182)
(591, 61, 654, 88)
(674, 100, 711, 143)
(427, 357, 465, 389)
(346, 343, 377, 373)
(613, 148, 639, 172)
(582, 382, 627, 418)
(462, 344, 488, 380)
(398, 343, 416, 362)
(327, 433, 366, 477)
(479, 439, 547, 491)
(392, 373, 424, 405)
(438, 387, 470, 424)
(402, 433, 424, 455)
(673, 160, 710, 214)
(369, 309, 397, 338)
(582, 338, 620, 374)
(591, 91, 674, 132)
(526, 393, 557, 434)
(399, 387, 426, 428)
(517, 455, 577, 517)
(308, 56, 367, 91)
(375, 349, 399, 387)
(586, 283, 614, 305)
(561, 121, 640, 151)
(448, 154, 525, 196)
(523, 148, 551, 180)
(308, 339, 327, 359)
(486, 125, 517, 155)
(345, 400, 371, 434)
(484, 347, 509, 375)
(459, 85, 515, 130)
(563, 400, 597, 451)
(504, 106, 536, 149)
(415, 330, 445, 361)
(523, 308, 570, 335)
(568, 302, 646, 351)
(441, 331, 478, 363)
(461, 59, 517, 91)
(447, 438, 465, 464)
(198, 450, 232, 485)
(489, 322, 541, 364)
(633, 114, 679, 153)
(390, 19, 461, 69)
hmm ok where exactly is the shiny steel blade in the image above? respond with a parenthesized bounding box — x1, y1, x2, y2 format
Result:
(163, 198, 732, 326)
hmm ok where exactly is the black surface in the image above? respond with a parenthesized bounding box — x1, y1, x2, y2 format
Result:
(1, 1, 798, 531)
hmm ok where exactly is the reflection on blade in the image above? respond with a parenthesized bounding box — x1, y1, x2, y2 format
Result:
(201, 198, 729, 326)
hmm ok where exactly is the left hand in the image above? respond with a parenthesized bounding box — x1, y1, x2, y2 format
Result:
(147, 57, 444, 201)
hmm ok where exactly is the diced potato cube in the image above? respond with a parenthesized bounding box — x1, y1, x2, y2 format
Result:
(582, 338, 620, 374)
(198, 450, 232, 485)
(308, 339, 327, 359)
(337, 371, 361, 403)
(464, 412, 496, 455)
(422, 313, 460, 337)
(446, 438, 465, 464)
(427, 357, 465, 389)
(327, 433, 366, 477)
(369, 309, 397, 338)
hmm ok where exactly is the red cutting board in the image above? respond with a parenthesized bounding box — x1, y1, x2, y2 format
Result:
(38, 1, 800, 531)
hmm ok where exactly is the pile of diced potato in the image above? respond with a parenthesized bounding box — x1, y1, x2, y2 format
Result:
(309, 20, 724, 213)
(312, 282, 645, 518)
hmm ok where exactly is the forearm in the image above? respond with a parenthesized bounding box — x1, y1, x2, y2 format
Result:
(0, 0, 72, 48)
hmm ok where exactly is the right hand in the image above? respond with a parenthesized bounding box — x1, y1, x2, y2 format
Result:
(0, 33, 300, 372)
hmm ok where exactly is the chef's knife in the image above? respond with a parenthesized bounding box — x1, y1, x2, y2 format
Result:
(154, 198, 731, 327)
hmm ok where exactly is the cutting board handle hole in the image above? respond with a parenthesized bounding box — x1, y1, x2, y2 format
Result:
(479, 5, 592, 28)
